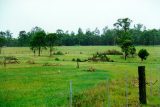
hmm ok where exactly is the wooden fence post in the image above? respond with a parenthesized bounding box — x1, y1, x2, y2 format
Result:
(138, 66, 147, 104)
(106, 78, 110, 107)
(70, 81, 72, 107)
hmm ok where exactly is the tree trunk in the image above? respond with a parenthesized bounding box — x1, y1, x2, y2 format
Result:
(38, 47, 41, 56)
(34, 50, 35, 56)
(50, 46, 52, 56)
(76, 61, 79, 68)
(125, 53, 127, 60)
(4, 57, 6, 68)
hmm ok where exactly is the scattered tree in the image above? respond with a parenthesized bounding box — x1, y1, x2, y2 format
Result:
(114, 18, 133, 60)
(46, 33, 58, 56)
(29, 27, 46, 56)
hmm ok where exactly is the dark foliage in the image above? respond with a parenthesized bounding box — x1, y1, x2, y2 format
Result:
(138, 49, 149, 61)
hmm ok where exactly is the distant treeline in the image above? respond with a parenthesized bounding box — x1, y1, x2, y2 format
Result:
(0, 24, 160, 47)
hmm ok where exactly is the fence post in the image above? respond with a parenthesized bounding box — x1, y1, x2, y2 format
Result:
(158, 67, 160, 101)
(106, 78, 110, 107)
(125, 71, 128, 107)
(138, 66, 147, 104)
(70, 81, 72, 107)
(149, 68, 152, 96)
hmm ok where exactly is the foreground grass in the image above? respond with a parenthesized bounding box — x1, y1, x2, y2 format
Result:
(0, 46, 160, 106)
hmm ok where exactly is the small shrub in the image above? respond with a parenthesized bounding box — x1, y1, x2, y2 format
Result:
(53, 51, 64, 55)
(43, 62, 51, 66)
(80, 52, 83, 54)
(87, 67, 96, 72)
(72, 58, 76, 61)
(88, 52, 114, 62)
(55, 57, 60, 61)
(65, 52, 69, 54)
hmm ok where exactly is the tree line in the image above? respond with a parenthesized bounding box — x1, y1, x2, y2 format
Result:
(0, 19, 160, 49)
(1, 25, 160, 48)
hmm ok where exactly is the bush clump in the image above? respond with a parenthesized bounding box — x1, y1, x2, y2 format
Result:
(105, 49, 123, 55)
(43, 62, 51, 66)
(26, 59, 35, 64)
(55, 57, 60, 61)
(88, 52, 114, 62)
(53, 51, 64, 55)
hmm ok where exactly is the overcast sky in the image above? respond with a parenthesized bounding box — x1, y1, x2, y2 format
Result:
(0, 0, 160, 37)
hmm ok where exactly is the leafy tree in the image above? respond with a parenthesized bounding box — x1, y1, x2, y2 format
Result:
(30, 27, 46, 56)
(46, 33, 58, 56)
(114, 18, 133, 60)
(0, 36, 5, 54)
(138, 49, 149, 61)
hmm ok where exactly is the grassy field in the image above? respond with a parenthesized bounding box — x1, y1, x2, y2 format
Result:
(0, 46, 160, 107)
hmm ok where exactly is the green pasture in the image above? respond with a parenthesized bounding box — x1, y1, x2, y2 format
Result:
(0, 46, 160, 106)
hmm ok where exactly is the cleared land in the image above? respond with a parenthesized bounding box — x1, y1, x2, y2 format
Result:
(0, 46, 160, 107)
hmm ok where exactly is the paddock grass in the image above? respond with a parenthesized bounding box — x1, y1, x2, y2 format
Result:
(0, 46, 160, 106)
